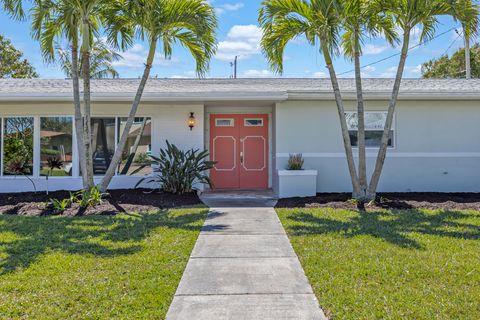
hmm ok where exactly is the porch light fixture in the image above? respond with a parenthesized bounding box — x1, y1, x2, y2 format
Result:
(188, 112, 196, 131)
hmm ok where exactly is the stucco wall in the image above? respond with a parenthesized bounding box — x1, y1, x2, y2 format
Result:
(0, 102, 204, 192)
(275, 99, 480, 192)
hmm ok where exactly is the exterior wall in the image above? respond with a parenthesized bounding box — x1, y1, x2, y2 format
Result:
(0, 102, 204, 193)
(275, 99, 480, 193)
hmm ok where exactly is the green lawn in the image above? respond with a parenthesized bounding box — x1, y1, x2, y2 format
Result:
(276, 208, 480, 320)
(0, 208, 208, 319)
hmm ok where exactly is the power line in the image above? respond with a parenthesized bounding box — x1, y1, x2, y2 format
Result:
(337, 26, 459, 76)
(440, 29, 463, 57)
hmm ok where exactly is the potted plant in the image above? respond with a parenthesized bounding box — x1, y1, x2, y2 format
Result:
(277, 154, 318, 198)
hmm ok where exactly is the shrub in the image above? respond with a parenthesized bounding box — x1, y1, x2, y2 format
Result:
(136, 141, 215, 195)
(78, 187, 103, 208)
(287, 153, 304, 170)
(50, 198, 71, 214)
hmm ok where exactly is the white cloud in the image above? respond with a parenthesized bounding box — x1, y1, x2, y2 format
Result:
(312, 71, 327, 78)
(241, 69, 275, 78)
(113, 44, 178, 68)
(215, 2, 244, 15)
(378, 65, 421, 78)
(363, 44, 389, 55)
(169, 71, 196, 79)
(361, 65, 376, 77)
(216, 24, 262, 61)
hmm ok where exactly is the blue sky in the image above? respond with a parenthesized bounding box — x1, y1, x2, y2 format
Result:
(0, 0, 467, 79)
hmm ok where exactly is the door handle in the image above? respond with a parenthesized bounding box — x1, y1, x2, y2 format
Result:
(240, 151, 244, 164)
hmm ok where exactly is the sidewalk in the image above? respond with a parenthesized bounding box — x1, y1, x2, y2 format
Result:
(166, 194, 326, 319)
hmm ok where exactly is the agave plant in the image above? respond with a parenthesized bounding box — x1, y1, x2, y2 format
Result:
(45, 157, 64, 195)
(136, 141, 216, 195)
(5, 157, 36, 193)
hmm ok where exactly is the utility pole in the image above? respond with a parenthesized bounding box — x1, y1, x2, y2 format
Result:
(230, 55, 238, 78)
(465, 33, 471, 79)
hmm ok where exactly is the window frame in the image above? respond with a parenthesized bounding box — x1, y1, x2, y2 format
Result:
(244, 118, 264, 127)
(215, 118, 235, 127)
(345, 111, 396, 149)
(2, 116, 36, 177)
(39, 115, 75, 179)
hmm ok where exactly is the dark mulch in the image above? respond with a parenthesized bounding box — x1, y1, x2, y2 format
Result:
(0, 189, 202, 216)
(275, 193, 480, 210)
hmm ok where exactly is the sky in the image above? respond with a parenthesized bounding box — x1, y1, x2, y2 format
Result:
(0, 0, 469, 79)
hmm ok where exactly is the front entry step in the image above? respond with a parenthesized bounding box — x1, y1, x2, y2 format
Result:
(200, 190, 277, 208)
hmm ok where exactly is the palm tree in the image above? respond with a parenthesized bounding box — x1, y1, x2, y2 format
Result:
(57, 39, 121, 79)
(367, 0, 478, 200)
(98, 0, 217, 192)
(32, 0, 132, 189)
(259, 0, 362, 198)
(338, 0, 396, 203)
(259, 0, 478, 202)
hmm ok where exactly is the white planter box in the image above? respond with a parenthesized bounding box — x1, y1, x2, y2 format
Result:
(277, 170, 318, 199)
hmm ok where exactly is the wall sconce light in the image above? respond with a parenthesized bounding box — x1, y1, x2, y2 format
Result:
(188, 112, 196, 131)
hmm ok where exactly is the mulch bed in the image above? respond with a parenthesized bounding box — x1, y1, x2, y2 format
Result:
(275, 193, 480, 210)
(0, 189, 202, 216)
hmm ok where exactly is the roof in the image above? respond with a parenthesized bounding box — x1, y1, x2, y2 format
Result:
(1, 78, 479, 102)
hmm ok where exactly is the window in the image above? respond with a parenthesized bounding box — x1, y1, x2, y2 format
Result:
(91, 118, 115, 175)
(3, 117, 34, 176)
(215, 118, 234, 127)
(40, 117, 73, 176)
(346, 112, 394, 148)
(244, 118, 263, 126)
(117, 117, 152, 176)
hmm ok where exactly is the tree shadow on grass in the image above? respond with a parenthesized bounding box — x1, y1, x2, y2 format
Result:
(0, 209, 208, 275)
(286, 209, 480, 249)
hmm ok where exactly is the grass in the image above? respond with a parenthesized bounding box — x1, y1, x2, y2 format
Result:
(0, 207, 208, 319)
(276, 208, 480, 320)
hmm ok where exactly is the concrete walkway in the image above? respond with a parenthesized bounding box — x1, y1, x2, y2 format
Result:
(166, 192, 326, 320)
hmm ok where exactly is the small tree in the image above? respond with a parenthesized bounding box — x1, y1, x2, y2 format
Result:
(57, 39, 121, 79)
(0, 34, 38, 78)
(422, 44, 480, 78)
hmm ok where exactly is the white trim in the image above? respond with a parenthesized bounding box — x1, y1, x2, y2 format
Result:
(33, 116, 40, 178)
(278, 169, 318, 176)
(241, 136, 267, 171)
(212, 136, 236, 171)
(276, 152, 480, 158)
(0, 118, 3, 177)
(215, 118, 235, 127)
(244, 118, 264, 127)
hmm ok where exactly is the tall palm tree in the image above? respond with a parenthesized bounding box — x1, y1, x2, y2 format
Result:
(98, 0, 217, 192)
(32, 0, 132, 189)
(367, 0, 478, 199)
(338, 0, 396, 203)
(57, 39, 121, 79)
(259, 0, 362, 197)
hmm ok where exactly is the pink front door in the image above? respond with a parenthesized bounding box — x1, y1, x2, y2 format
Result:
(210, 114, 268, 189)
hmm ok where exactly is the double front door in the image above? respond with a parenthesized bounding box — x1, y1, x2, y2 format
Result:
(210, 114, 268, 189)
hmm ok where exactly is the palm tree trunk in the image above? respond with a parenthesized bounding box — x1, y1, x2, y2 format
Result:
(321, 45, 361, 197)
(99, 38, 158, 192)
(71, 38, 88, 188)
(81, 17, 94, 189)
(120, 117, 148, 175)
(354, 33, 367, 201)
(367, 29, 411, 199)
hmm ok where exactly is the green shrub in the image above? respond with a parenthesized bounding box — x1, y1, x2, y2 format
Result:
(78, 187, 103, 208)
(136, 141, 215, 195)
(50, 198, 71, 214)
(287, 153, 304, 170)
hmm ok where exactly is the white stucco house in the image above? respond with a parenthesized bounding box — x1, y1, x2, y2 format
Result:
(0, 78, 479, 196)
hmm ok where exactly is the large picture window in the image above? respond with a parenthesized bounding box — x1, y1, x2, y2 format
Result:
(3, 117, 34, 176)
(346, 112, 394, 148)
(117, 117, 152, 176)
(40, 117, 73, 176)
(91, 118, 115, 175)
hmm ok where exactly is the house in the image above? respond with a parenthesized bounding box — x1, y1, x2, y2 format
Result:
(0, 78, 479, 195)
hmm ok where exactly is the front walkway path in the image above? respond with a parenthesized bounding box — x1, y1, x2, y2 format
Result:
(166, 192, 326, 320)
